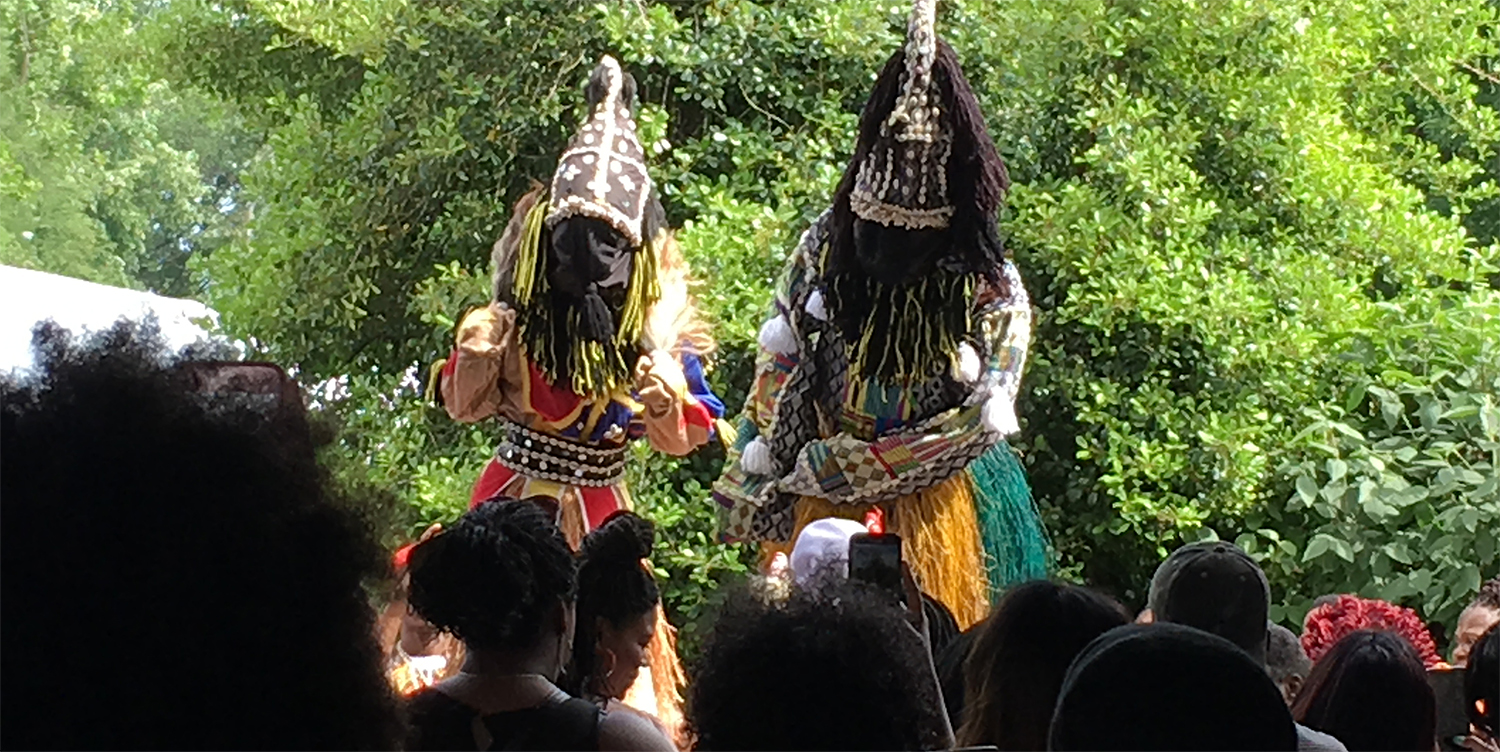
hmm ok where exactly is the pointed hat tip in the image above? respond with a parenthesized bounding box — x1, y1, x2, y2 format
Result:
(908, 0, 937, 40)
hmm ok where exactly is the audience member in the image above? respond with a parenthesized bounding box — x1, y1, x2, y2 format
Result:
(560, 511, 679, 745)
(1465, 625, 1498, 752)
(1293, 629, 1437, 752)
(686, 579, 951, 750)
(1146, 541, 1347, 751)
(380, 524, 466, 697)
(9, 321, 1483, 752)
(1303, 594, 1443, 669)
(1268, 622, 1314, 706)
(1454, 577, 1500, 668)
(1049, 622, 1298, 750)
(789, 515, 961, 656)
(955, 580, 1128, 749)
(924, 590, 962, 658)
(936, 621, 983, 734)
(1146, 541, 1271, 662)
(404, 498, 673, 751)
(1, 322, 401, 749)
(790, 517, 870, 586)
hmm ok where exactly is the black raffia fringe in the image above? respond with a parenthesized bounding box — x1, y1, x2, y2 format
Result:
(512, 204, 659, 399)
(825, 39, 1010, 287)
(827, 269, 975, 384)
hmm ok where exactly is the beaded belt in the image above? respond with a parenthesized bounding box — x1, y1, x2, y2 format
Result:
(494, 422, 628, 488)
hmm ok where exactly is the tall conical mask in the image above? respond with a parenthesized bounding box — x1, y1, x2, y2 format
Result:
(848, 0, 954, 230)
(548, 56, 651, 249)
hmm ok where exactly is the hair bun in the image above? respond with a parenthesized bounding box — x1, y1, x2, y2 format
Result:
(583, 511, 654, 564)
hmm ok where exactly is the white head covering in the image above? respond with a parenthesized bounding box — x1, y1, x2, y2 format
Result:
(789, 518, 870, 587)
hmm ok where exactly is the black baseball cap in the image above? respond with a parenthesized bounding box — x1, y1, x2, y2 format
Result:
(1147, 541, 1270, 664)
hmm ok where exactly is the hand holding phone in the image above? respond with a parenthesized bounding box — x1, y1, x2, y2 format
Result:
(849, 532, 904, 599)
(1430, 667, 1470, 751)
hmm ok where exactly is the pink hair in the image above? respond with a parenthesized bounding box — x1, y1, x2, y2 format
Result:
(1301, 594, 1442, 669)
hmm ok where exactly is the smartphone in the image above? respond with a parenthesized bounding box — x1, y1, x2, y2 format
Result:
(1428, 667, 1469, 751)
(849, 532, 903, 600)
(179, 362, 300, 410)
(177, 361, 311, 453)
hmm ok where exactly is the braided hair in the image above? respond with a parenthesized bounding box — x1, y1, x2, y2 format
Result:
(560, 511, 660, 696)
(407, 499, 577, 652)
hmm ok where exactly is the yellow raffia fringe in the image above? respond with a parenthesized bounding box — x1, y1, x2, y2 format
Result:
(715, 418, 738, 448)
(793, 495, 874, 529)
(511, 199, 549, 305)
(617, 230, 660, 347)
(785, 475, 990, 630)
(889, 474, 989, 629)
(425, 358, 447, 403)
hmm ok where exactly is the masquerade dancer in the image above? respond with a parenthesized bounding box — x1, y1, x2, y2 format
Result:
(431, 56, 720, 741)
(712, 0, 1049, 627)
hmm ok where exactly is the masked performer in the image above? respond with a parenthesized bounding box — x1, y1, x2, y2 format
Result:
(712, 0, 1049, 628)
(430, 55, 719, 741)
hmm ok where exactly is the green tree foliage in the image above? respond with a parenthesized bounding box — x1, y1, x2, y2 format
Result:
(142, 0, 1499, 640)
(970, 0, 1500, 617)
(1, 0, 255, 295)
(1263, 295, 1499, 627)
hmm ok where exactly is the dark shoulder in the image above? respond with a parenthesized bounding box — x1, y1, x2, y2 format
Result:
(406, 686, 469, 718)
(597, 703, 675, 752)
(405, 688, 476, 751)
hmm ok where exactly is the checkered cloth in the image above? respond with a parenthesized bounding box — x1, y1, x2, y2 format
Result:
(712, 213, 1034, 543)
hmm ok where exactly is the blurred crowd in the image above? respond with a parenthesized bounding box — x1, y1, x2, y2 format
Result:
(3, 325, 1496, 751)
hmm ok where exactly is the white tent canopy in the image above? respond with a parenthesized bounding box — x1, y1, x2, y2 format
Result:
(0, 265, 222, 375)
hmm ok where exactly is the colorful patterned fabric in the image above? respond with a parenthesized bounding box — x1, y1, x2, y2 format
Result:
(445, 335, 723, 533)
(712, 214, 1033, 543)
(508, 351, 719, 446)
(778, 403, 993, 506)
(770, 440, 1050, 629)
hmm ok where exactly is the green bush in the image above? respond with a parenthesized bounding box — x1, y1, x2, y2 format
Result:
(61, 0, 1496, 641)
(1255, 293, 1500, 629)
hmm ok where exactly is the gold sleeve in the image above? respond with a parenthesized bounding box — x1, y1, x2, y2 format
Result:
(441, 304, 519, 423)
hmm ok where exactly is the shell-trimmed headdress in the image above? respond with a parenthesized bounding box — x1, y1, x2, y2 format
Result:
(848, 0, 954, 230)
(822, 0, 1012, 384)
(547, 56, 652, 249)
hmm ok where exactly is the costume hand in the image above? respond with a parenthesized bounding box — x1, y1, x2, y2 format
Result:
(1464, 729, 1500, 752)
(635, 351, 686, 417)
(633, 354, 654, 387)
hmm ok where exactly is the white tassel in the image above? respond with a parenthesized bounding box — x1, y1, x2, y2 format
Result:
(757, 314, 798, 355)
(956, 343, 981, 383)
(741, 437, 776, 476)
(983, 389, 1020, 436)
(805, 289, 828, 321)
